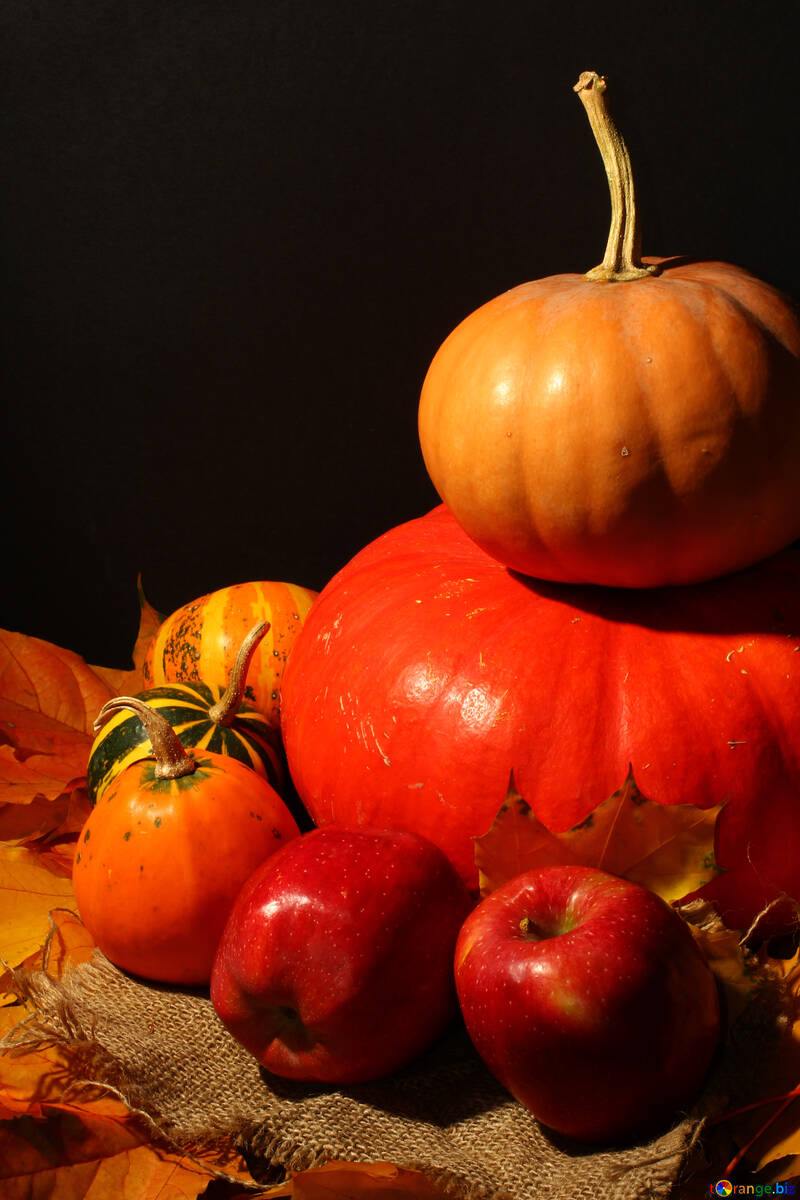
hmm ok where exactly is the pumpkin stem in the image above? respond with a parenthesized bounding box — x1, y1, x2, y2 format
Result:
(207, 621, 271, 726)
(93, 696, 196, 780)
(573, 70, 660, 283)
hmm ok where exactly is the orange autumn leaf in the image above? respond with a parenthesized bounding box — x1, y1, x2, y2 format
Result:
(0, 629, 115, 806)
(259, 1161, 450, 1199)
(0, 1107, 222, 1200)
(0, 962, 255, 1191)
(27, 907, 95, 979)
(0, 786, 91, 850)
(0, 1039, 255, 1194)
(91, 581, 163, 696)
(475, 768, 722, 904)
(0, 1003, 115, 1119)
(0, 1001, 256, 1189)
(0, 907, 95, 1007)
(0, 844, 76, 972)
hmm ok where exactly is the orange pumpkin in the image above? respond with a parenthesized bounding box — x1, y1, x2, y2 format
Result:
(418, 71, 800, 587)
(143, 580, 317, 728)
(73, 696, 300, 984)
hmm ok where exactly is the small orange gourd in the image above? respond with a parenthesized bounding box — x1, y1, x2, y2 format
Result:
(143, 580, 317, 728)
(418, 71, 800, 587)
(73, 696, 300, 984)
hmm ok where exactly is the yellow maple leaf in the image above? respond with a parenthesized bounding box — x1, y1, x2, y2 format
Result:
(475, 767, 722, 904)
(0, 844, 76, 972)
(0, 906, 95, 1007)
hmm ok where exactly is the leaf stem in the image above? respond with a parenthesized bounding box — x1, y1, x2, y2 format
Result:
(573, 71, 660, 283)
(707, 1082, 800, 1177)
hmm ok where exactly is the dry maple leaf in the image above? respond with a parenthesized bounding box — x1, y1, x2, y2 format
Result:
(0, 1106, 226, 1200)
(0, 630, 115, 807)
(474, 767, 722, 904)
(0, 786, 90, 848)
(0, 907, 95, 1008)
(677, 897, 764, 1029)
(0, 845, 77, 973)
(0, 1004, 116, 1120)
(0, 587, 159, 811)
(258, 1160, 450, 1199)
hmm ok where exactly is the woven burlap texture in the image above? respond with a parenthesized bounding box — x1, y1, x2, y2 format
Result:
(2, 947, 727, 1200)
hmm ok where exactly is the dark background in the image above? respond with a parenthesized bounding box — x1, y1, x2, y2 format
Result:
(3, 0, 799, 667)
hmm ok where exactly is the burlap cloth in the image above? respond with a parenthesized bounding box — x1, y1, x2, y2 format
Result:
(2, 908, 792, 1200)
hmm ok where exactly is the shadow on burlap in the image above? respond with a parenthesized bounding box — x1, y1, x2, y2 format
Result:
(1, 920, 791, 1200)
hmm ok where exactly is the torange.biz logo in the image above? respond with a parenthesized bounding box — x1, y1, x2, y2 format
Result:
(711, 1182, 796, 1196)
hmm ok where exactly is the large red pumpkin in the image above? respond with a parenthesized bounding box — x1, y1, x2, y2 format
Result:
(281, 505, 800, 932)
(418, 72, 800, 587)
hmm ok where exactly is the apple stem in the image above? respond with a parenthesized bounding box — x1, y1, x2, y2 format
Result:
(518, 914, 575, 940)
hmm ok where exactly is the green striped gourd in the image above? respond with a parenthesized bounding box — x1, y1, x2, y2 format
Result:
(87, 622, 283, 803)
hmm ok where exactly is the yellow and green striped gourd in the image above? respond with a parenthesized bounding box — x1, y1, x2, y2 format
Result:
(87, 622, 283, 803)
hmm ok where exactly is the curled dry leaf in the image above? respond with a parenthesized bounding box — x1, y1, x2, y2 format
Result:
(0, 1106, 223, 1200)
(474, 768, 722, 904)
(0, 629, 115, 806)
(0, 1004, 118, 1120)
(677, 898, 763, 1029)
(258, 1160, 451, 1199)
(0, 906, 95, 1007)
(0, 786, 91, 848)
(0, 845, 76, 975)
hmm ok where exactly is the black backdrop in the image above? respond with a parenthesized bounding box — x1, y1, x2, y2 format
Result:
(3, 0, 799, 667)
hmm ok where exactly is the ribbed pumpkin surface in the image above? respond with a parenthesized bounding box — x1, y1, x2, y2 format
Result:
(86, 682, 283, 803)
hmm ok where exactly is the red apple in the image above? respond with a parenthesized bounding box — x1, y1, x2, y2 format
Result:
(454, 865, 720, 1144)
(210, 825, 473, 1083)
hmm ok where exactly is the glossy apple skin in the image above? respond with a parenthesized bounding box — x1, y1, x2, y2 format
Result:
(454, 865, 720, 1144)
(210, 825, 474, 1083)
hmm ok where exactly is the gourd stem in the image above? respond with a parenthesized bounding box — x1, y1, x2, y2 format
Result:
(207, 621, 271, 726)
(94, 696, 196, 779)
(573, 70, 660, 283)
